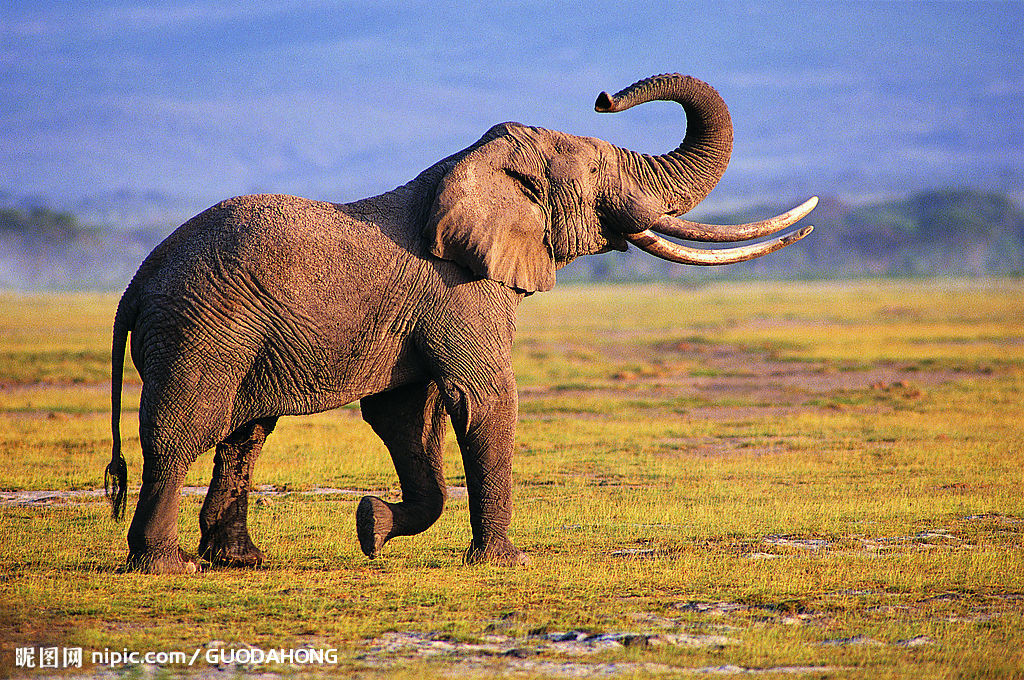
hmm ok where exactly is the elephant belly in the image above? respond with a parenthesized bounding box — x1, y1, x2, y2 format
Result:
(238, 313, 428, 420)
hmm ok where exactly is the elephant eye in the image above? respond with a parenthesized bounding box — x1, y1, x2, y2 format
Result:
(504, 168, 544, 203)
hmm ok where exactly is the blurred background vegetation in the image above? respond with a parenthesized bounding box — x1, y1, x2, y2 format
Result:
(562, 189, 1024, 283)
(3, 188, 1022, 290)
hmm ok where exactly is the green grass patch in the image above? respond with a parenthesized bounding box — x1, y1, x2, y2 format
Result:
(1, 279, 1023, 677)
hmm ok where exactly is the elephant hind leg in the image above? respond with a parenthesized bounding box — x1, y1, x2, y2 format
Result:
(126, 421, 212, 574)
(198, 417, 278, 567)
(357, 381, 448, 558)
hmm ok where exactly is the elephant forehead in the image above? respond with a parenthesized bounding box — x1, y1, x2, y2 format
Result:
(547, 145, 597, 173)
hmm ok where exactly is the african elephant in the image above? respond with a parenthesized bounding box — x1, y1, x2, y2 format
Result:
(105, 73, 815, 573)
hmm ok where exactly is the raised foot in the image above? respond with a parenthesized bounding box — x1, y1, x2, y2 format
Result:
(122, 547, 201, 574)
(464, 540, 530, 567)
(356, 495, 393, 558)
(198, 535, 265, 568)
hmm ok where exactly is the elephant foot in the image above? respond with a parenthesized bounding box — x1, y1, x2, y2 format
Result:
(198, 531, 265, 568)
(122, 547, 201, 574)
(356, 495, 394, 558)
(464, 539, 530, 567)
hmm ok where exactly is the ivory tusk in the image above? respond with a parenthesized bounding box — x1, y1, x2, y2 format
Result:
(625, 225, 814, 266)
(652, 196, 818, 242)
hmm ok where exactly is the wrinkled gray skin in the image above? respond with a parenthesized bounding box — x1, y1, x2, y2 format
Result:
(106, 74, 807, 573)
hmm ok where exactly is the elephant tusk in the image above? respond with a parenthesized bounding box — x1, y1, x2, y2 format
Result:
(652, 196, 818, 242)
(625, 225, 814, 266)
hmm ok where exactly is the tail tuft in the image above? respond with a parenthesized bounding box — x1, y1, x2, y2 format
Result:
(105, 453, 128, 521)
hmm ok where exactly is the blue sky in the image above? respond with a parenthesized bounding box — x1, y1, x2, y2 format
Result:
(2, 1, 1022, 223)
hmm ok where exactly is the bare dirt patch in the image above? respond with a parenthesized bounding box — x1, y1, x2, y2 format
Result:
(520, 341, 985, 420)
(654, 342, 977, 405)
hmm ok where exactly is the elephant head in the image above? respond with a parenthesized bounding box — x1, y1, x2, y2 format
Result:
(426, 73, 815, 292)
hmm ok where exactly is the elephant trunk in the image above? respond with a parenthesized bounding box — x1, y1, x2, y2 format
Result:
(595, 73, 733, 222)
(596, 73, 816, 266)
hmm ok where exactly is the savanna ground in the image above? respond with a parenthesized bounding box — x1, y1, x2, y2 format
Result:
(1, 278, 1022, 679)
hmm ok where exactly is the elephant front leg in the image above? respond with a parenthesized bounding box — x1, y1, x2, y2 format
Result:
(357, 381, 449, 558)
(441, 378, 528, 567)
(198, 417, 277, 567)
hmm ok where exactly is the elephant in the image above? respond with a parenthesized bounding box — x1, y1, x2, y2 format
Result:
(105, 73, 815, 573)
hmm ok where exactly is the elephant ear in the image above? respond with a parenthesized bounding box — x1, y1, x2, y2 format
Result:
(426, 140, 555, 293)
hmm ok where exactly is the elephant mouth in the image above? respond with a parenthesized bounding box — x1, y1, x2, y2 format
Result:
(622, 196, 817, 266)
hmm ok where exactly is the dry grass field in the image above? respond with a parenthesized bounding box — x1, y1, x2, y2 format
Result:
(1, 278, 1022, 678)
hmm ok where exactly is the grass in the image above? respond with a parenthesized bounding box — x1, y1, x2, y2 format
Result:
(1, 278, 1023, 678)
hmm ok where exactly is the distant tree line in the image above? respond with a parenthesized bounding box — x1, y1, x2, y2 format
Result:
(1, 188, 1022, 290)
(0, 206, 93, 240)
(0, 206, 155, 290)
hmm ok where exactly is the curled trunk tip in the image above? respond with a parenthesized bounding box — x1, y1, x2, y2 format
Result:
(594, 91, 618, 113)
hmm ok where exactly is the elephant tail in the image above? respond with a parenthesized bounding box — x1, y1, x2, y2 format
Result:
(106, 291, 135, 521)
